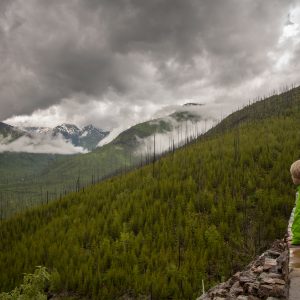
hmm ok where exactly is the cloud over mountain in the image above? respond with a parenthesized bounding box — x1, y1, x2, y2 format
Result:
(0, 134, 87, 154)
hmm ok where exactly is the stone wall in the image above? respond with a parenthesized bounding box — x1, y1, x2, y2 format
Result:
(287, 206, 300, 300)
(197, 239, 289, 300)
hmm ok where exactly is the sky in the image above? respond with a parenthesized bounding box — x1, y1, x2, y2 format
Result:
(1, 0, 300, 131)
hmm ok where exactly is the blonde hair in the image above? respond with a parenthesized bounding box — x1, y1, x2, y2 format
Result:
(291, 160, 300, 185)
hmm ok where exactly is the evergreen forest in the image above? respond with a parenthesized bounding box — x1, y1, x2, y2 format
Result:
(0, 86, 300, 299)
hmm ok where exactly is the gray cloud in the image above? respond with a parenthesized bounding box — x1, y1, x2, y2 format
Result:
(0, 0, 299, 129)
(0, 133, 87, 154)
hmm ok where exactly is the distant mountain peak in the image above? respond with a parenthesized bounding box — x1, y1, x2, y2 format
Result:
(0, 121, 12, 128)
(54, 124, 80, 135)
(183, 102, 203, 107)
(82, 124, 95, 130)
(51, 123, 109, 150)
(81, 124, 109, 134)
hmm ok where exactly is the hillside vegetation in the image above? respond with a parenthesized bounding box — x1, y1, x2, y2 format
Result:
(0, 87, 299, 299)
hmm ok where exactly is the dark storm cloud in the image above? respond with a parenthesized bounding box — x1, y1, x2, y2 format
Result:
(0, 0, 298, 126)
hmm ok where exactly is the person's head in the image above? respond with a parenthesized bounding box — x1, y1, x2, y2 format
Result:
(291, 160, 300, 185)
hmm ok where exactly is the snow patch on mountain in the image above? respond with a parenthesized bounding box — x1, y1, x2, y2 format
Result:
(80, 130, 88, 137)
(98, 125, 130, 147)
(53, 124, 81, 137)
(23, 127, 52, 135)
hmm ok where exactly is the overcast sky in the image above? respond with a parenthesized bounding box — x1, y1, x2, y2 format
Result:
(1, 0, 300, 130)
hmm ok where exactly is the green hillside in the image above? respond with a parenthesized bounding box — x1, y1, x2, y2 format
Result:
(0, 152, 61, 183)
(0, 87, 299, 299)
(0, 144, 129, 218)
(111, 109, 202, 148)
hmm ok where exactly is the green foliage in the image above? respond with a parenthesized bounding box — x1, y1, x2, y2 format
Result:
(0, 266, 50, 300)
(0, 87, 300, 299)
(0, 152, 59, 183)
(0, 143, 132, 218)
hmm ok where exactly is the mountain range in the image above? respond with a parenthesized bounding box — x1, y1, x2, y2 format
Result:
(0, 104, 209, 155)
(0, 123, 109, 151)
(0, 104, 211, 218)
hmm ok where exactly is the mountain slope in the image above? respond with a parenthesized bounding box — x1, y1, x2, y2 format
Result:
(0, 87, 299, 299)
(110, 108, 203, 149)
(0, 152, 60, 183)
(0, 122, 24, 142)
(207, 87, 300, 136)
(77, 124, 109, 150)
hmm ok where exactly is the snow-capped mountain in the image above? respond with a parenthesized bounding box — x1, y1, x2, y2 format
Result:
(23, 127, 52, 135)
(78, 125, 109, 150)
(81, 124, 104, 137)
(23, 123, 109, 151)
(53, 124, 81, 139)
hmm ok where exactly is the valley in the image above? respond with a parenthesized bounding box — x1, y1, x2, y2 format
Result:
(0, 86, 299, 298)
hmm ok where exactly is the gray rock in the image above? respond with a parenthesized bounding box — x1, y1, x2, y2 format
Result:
(261, 277, 278, 285)
(259, 272, 280, 280)
(266, 272, 283, 279)
(270, 284, 286, 298)
(218, 280, 231, 290)
(211, 288, 227, 297)
(267, 250, 281, 258)
(273, 278, 285, 285)
(251, 266, 263, 273)
(232, 272, 241, 281)
(229, 281, 244, 296)
(263, 258, 277, 270)
(239, 271, 256, 284)
(244, 281, 259, 295)
(276, 250, 288, 276)
(258, 284, 273, 297)
(258, 283, 286, 298)
(260, 276, 285, 286)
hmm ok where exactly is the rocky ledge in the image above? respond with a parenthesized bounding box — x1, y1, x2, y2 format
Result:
(197, 239, 289, 300)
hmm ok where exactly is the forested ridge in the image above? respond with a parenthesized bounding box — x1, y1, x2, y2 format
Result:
(0, 87, 300, 299)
